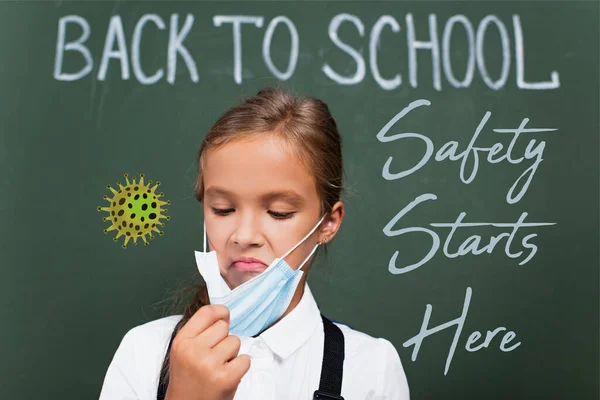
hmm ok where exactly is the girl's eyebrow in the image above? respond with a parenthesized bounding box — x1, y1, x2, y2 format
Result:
(204, 186, 232, 198)
(205, 186, 304, 206)
(261, 190, 304, 207)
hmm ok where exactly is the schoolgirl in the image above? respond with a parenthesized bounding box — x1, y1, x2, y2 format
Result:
(99, 88, 410, 400)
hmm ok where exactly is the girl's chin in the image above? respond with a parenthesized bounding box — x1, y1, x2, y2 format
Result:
(226, 269, 263, 288)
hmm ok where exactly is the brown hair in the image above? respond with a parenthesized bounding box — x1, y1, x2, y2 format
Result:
(158, 87, 344, 389)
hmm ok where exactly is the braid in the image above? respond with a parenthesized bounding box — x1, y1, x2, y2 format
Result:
(157, 284, 210, 393)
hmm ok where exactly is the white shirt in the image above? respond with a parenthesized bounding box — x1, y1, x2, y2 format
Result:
(99, 283, 410, 400)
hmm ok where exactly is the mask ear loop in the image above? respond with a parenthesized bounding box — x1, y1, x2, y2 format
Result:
(281, 214, 327, 270)
(297, 243, 319, 271)
(203, 221, 207, 253)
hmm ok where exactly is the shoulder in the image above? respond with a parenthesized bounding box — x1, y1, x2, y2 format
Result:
(119, 314, 183, 359)
(125, 314, 184, 343)
(333, 322, 411, 400)
(332, 321, 396, 362)
(99, 315, 184, 400)
(120, 314, 184, 372)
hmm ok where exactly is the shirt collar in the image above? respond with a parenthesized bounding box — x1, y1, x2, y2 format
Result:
(258, 282, 321, 360)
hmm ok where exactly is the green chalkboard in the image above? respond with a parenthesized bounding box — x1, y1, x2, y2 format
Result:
(0, 1, 598, 399)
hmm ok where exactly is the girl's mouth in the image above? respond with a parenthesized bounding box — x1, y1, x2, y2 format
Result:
(231, 257, 268, 272)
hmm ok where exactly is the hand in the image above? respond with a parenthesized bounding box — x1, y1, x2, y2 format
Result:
(165, 305, 251, 400)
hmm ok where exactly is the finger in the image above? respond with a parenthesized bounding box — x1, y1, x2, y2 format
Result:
(178, 304, 230, 339)
(224, 354, 251, 381)
(212, 335, 242, 363)
(197, 318, 229, 348)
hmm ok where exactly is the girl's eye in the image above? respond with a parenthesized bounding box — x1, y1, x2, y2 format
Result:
(211, 207, 234, 216)
(268, 211, 296, 220)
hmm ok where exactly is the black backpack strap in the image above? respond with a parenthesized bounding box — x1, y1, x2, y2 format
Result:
(313, 314, 345, 400)
(156, 329, 177, 400)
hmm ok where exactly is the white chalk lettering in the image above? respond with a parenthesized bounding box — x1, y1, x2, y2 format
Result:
(97, 15, 130, 81)
(51, 13, 560, 90)
(322, 13, 366, 85)
(214, 15, 264, 84)
(499, 330, 521, 352)
(369, 15, 401, 90)
(378, 100, 557, 203)
(475, 15, 510, 90)
(54, 15, 93, 81)
(168, 14, 198, 84)
(513, 15, 560, 89)
(383, 193, 440, 275)
(442, 15, 475, 88)
(376, 99, 433, 180)
(132, 14, 166, 85)
(403, 287, 521, 375)
(262, 16, 298, 81)
(384, 194, 555, 273)
(406, 13, 442, 91)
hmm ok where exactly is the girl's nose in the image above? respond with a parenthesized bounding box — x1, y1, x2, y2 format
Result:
(231, 213, 263, 248)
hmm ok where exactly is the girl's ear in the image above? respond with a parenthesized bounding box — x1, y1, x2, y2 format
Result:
(319, 201, 344, 244)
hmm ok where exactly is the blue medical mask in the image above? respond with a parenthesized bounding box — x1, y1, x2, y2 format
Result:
(195, 215, 326, 337)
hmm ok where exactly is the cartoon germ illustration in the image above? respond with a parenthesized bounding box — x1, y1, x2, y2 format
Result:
(97, 173, 171, 248)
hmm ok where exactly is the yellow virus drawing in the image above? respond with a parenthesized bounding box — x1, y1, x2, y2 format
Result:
(97, 173, 171, 248)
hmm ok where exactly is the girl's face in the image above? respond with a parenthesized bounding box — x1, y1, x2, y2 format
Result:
(202, 135, 340, 289)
